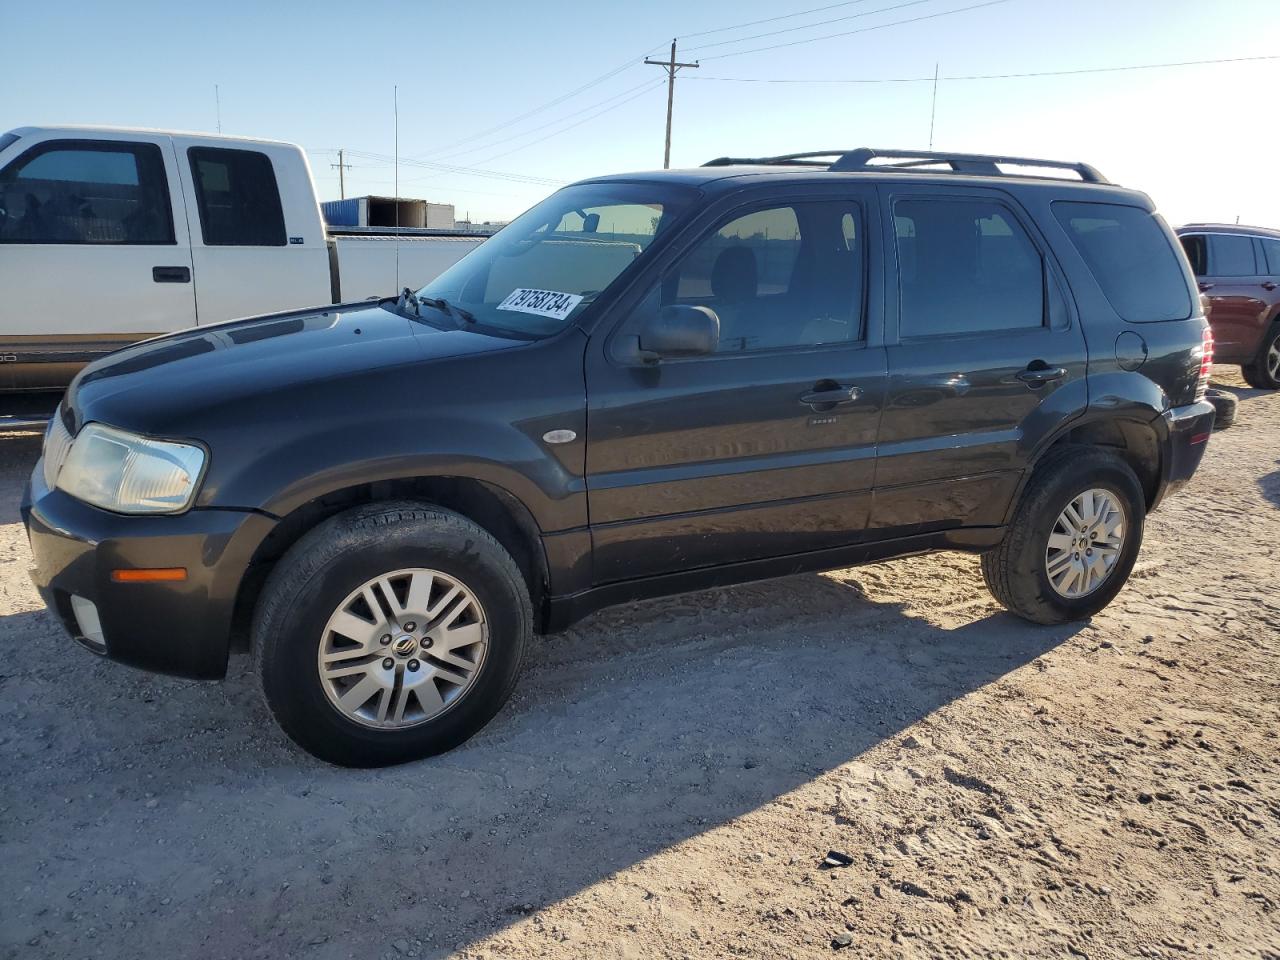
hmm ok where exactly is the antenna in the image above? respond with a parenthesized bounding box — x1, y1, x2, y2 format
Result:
(215, 84, 222, 134)
(394, 84, 400, 292)
(928, 63, 939, 150)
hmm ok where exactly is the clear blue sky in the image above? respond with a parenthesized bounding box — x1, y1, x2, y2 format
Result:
(4, 0, 1277, 225)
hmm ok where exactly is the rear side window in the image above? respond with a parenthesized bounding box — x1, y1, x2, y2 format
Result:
(1179, 235, 1207, 276)
(0, 139, 174, 244)
(1053, 202, 1191, 323)
(188, 147, 285, 246)
(895, 198, 1045, 338)
(1260, 237, 1280, 275)
(1207, 234, 1259, 276)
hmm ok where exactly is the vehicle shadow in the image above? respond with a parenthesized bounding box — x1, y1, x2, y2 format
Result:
(1258, 461, 1280, 510)
(0, 564, 1082, 959)
(1210, 378, 1273, 403)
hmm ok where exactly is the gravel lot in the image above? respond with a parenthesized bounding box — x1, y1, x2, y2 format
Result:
(2, 370, 1277, 960)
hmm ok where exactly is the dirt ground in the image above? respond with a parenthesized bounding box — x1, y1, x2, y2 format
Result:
(1, 369, 1277, 960)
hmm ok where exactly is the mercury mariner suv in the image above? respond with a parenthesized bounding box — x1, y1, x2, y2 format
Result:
(24, 148, 1217, 766)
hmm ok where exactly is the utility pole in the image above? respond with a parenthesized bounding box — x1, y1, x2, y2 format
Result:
(645, 39, 699, 169)
(215, 84, 222, 134)
(330, 148, 352, 200)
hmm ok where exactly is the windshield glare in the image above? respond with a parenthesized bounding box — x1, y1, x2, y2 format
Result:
(416, 182, 694, 337)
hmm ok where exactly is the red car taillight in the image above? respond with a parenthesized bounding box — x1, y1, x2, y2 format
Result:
(1195, 325, 1213, 401)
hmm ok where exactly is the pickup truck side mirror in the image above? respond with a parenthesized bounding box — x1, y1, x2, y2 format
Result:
(635, 305, 720, 363)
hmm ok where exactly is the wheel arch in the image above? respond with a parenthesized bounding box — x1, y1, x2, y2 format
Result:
(1007, 411, 1165, 525)
(229, 475, 550, 652)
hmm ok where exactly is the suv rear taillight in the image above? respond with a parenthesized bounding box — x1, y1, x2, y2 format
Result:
(1195, 325, 1213, 401)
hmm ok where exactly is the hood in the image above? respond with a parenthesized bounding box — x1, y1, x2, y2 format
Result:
(65, 302, 523, 435)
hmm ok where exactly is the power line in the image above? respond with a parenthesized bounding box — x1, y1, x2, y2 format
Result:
(679, 0, 883, 40)
(682, 0, 940, 53)
(469, 80, 666, 167)
(700, 0, 1010, 61)
(409, 44, 666, 160)
(344, 149, 564, 187)
(683, 53, 1280, 83)
(425, 77, 664, 164)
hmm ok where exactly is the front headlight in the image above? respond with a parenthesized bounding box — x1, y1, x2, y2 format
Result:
(55, 423, 206, 514)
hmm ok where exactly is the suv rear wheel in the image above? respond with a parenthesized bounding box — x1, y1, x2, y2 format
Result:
(252, 502, 531, 767)
(1241, 323, 1280, 390)
(982, 445, 1145, 624)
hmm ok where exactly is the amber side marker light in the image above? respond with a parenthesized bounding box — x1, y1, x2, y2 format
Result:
(111, 568, 188, 583)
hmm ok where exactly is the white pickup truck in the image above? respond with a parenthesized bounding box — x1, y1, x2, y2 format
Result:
(0, 125, 485, 392)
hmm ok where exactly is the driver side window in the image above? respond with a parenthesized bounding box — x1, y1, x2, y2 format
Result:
(629, 199, 865, 355)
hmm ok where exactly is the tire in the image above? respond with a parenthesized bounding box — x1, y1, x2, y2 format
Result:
(252, 501, 531, 767)
(1205, 387, 1237, 431)
(981, 445, 1145, 625)
(1241, 323, 1280, 390)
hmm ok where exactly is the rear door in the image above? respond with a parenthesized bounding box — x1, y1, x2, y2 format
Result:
(169, 137, 331, 323)
(0, 132, 196, 388)
(584, 184, 888, 583)
(1182, 232, 1270, 361)
(872, 185, 1087, 536)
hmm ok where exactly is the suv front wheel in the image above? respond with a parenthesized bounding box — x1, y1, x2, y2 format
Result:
(252, 502, 531, 767)
(982, 446, 1145, 624)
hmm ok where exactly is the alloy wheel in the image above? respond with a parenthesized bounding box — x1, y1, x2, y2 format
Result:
(1044, 488, 1127, 599)
(317, 568, 488, 729)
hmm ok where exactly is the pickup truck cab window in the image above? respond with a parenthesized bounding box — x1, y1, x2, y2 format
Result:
(415, 182, 695, 338)
(0, 139, 174, 245)
(188, 146, 286, 246)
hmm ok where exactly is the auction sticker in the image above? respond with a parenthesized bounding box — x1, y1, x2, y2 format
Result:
(497, 288, 584, 321)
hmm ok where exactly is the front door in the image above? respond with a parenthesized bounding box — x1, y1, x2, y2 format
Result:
(0, 132, 196, 389)
(585, 187, 887, 583)
(873, 187, 1088, 535)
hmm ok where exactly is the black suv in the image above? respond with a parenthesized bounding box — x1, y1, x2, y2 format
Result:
(23, 148, 1216, 766)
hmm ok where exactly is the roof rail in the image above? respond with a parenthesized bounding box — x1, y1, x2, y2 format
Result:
(703, 147, 1108, 184)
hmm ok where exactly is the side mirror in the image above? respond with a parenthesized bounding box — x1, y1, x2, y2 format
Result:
(636, 305, 720, 362)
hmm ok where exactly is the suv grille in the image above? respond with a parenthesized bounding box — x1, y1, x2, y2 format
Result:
(42, 411, 75, 490)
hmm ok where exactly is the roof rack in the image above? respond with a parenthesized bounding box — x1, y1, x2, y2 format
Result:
(702, 147, 1108, 184)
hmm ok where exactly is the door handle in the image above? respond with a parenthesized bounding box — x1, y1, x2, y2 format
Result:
(1016, 364, 1067, 386)
(1262, 281, 1278, 291)
(1198, 281, 1215, 292)
(800, 384, 862, 409)
(153, 266, 191, 283)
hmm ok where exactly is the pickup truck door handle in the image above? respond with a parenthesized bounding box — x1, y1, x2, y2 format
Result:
(1262, 281, 1278, 291)
(1198, 281, 1215, 292)
(152, 266, 191, 283)
(1016, 364, 1068, 386)
(800, 384, 862, 409)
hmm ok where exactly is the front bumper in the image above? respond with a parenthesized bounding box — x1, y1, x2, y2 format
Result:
(1153, 399, 1216, 509)
(22, 463, 276, 679)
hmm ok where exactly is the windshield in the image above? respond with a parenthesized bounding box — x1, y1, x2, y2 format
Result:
(416, 181, 695, 338)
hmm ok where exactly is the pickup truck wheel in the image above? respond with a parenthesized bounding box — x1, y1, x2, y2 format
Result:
(981, 446, 1144, 624)
(252, 502, 530, 767)
(1242, 324, 1280, 390)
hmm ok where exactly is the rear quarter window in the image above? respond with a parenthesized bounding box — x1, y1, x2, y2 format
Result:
(1053, 201, 1191, 323)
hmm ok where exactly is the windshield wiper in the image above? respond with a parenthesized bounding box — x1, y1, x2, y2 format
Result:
(397, 287, 476, 325)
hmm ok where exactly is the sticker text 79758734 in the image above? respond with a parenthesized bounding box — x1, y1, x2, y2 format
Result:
(496, 288, 585, 322)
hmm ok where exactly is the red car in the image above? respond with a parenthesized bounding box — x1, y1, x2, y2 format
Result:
(1178, 224, 1280, 389)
